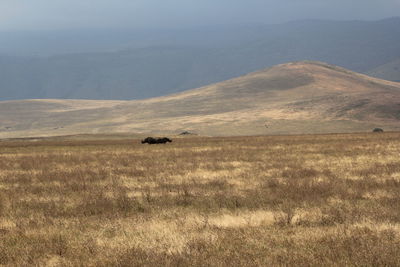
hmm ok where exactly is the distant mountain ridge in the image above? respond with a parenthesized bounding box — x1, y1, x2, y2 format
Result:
(0, 61, 399, 138)
(367, 58, 400, 81)
(0, 18, 399, 100)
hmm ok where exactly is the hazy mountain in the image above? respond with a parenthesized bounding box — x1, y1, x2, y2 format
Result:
(367, 58, 400, 82)
(1, 61, 399, 138)
(0, 26, 270, 56)
(0, 18, 399, 100)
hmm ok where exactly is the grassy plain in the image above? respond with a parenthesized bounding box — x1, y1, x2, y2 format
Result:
(0, 132, 400, 266)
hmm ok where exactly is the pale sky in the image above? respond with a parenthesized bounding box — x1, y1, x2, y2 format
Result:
(1, 0, 399, 30)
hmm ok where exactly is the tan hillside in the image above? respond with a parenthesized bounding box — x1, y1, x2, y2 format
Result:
(1, 61, 400, 138)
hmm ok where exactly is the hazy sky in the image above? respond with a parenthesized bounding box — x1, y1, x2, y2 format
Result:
(1, 0, 400, 30)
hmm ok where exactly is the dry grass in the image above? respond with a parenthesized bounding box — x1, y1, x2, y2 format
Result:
(1, 132, 400, 266)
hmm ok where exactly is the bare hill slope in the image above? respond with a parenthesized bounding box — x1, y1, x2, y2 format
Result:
(1, 61, 399, 138)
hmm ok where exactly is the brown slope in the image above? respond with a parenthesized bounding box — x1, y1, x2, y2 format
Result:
(0, 61, 399, 138)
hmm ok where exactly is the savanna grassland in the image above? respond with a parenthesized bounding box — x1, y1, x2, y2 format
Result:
(1, 132, 400, 266)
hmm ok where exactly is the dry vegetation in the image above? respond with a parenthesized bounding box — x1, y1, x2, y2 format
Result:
(1, 132, 400, 266)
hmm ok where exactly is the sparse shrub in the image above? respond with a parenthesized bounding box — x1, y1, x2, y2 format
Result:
(142, 187, 153, 203)
(0, 193, 7, 217)
(79, 192, 114, 216)
(373, 128, 384, 132)
(0, 247, 10, 265)
(274, 201, 297, 226)
(116, 190, 146, 214)
(115, 191, 135, 214)
(320, 203, 363, 225)
(176, 185, 193, 207)
(51, 234, 69, 257)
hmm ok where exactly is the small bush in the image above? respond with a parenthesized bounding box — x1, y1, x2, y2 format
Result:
(0, 193, 7, 217)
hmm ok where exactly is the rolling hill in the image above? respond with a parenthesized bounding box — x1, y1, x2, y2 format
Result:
(0, 61, 399, 138)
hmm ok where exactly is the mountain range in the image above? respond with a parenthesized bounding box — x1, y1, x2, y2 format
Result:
(367, 58, 400, 82)
(0, 18, 400, 100)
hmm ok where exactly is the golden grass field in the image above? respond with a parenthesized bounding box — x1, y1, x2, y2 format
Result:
(1, 132, 400, 266)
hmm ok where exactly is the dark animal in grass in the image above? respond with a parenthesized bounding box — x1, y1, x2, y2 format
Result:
(141, 137, 172, 144)
(156, 137, 172, 144)
(373, 128, 384, 133)
(141, 137, 157, 144)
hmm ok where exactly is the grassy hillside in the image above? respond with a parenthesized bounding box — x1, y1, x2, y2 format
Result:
(0, 61, 399, 138)
(0, 18, 400, 100)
